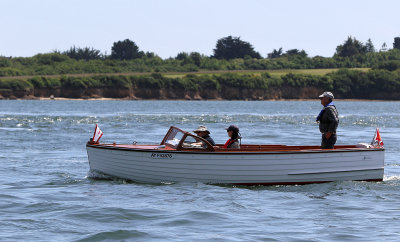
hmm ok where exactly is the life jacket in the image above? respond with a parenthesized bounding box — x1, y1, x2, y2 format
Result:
(223, 139, 238, 148)
(316, 101, 336, 122)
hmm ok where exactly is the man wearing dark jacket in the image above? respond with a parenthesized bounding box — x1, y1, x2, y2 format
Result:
(193, 125, 216, 146)
(316, 91, 339, 149)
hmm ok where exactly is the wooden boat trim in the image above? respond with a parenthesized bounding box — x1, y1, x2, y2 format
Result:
(86, 143, 384, 155)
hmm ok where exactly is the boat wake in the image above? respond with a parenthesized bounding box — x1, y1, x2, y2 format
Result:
(383, 175, 400, 183)
(86, 170, 115, 180)
(86, 170, 148, 185)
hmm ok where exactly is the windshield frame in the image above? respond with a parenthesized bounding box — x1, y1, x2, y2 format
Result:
(161, 126, 214, 151)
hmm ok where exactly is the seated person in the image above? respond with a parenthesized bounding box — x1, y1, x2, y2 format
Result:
(224, 125, 241, 149)
(193, 125, 216, 146)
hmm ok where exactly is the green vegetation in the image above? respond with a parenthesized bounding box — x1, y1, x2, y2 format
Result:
(1, 67, 399, 99)
(1, 49, 399, 78)
(1, 36, 400, 99)
(1, 35, 400, 78)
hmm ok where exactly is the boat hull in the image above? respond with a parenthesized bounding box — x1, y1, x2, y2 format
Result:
(86, 145, 384, 185)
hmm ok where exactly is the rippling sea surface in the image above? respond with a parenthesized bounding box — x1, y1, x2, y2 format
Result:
(1, 100, 400, 241)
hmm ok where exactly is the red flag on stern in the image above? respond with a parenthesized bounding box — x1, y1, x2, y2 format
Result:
(371, 128, 384, 147)
(92, 124, 103, 143)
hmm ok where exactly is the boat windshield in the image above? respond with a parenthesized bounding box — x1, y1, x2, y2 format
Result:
(162, 126, 212, 150)
(181, 135, 208, 149)
(164, 128, 185, 149)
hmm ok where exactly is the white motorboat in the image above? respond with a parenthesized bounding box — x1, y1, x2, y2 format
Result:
(86, 126, 384, 185)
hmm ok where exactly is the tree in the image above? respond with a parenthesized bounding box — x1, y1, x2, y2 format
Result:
(380, 42, 388, 52)
(190, 52, 202, 66)
(213, 36, 262, 59)
(63, 46, 103, 60)
(111, 39, 143, 60)
(335, 36, 367, 57)
(284, 49, 308, 58)
(176, 52, 189, 60)
(365, 38, 375, 53)
(267, 48, 283, 58)
(393, 37, 400, 49)
(145, 52, 156, 58)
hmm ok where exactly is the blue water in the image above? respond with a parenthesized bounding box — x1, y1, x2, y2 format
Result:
(1, 100, 400, 241)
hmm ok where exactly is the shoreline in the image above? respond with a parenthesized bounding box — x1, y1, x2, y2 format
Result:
(0, 97, 397, 102)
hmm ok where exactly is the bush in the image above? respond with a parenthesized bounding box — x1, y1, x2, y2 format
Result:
(215, 73, 244, 88)
(170, 78, 189, 90)
(191, 74, 220, 90)
(29, 76, 46, 88)
(34, 53, 71, 65)
(0, 79, 33, 90)
(60, 76, 88, 89)
(327, 68, 400, 98)
(0, 67, 24, 76)
(113, 75, 131, 88)
(0, 57, 11, 67)
(328, 69, 359, 97)
(131, 75, 163, 89)
(367, 69, 399, 91)
(374, 60, 400, 71)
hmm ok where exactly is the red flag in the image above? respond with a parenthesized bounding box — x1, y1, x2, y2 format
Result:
(371, 128, 384, 147)
(92, 124, 103, 143)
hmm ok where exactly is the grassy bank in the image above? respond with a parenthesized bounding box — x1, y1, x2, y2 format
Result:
(0, 68, 399, 100)
(0, 68, 370, 80)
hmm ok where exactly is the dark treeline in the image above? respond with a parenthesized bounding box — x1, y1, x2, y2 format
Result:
(1, 36, 400, 77)
(1, 67, 400, 100)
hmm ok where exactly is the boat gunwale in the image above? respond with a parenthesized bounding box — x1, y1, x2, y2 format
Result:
(86, 143, 384, 155)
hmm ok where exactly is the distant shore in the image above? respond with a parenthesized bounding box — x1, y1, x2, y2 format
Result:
(1, 96, 396, 102)
(2, 84, 399, 101)
(2, 67, 400, 101)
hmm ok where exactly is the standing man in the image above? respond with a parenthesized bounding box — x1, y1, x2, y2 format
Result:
(316, 91, 339, 149)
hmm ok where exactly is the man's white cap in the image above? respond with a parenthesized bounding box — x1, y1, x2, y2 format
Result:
(193, 125, 210, 134)
(319, 91, 334, 99)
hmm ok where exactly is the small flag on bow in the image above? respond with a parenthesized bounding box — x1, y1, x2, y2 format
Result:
(92, 124, 103, 143)
(371, 128, 384, 147)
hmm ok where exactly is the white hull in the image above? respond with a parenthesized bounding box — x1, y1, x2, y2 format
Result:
(86, 146, 384, 185)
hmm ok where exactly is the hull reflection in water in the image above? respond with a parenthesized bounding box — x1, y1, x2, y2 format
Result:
(86, 126, 384, 185)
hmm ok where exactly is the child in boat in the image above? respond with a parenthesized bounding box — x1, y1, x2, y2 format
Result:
(224, 125, 241, 149)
